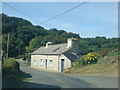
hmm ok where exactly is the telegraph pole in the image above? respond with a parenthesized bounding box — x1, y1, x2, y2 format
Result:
(7, 33, 9, 58)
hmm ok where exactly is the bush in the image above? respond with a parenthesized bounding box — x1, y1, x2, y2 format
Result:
(3, 58, 20, 73)
(80, 52, 100, 65)
(72, 59, 80, 67)
(72, 52, 100, 67)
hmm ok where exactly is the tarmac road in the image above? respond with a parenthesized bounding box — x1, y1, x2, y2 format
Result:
(17, 60, 118, 88)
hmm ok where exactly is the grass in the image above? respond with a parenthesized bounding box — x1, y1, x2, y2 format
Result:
(2, 71, 25, 88)
(69, 63, 118, 76)
(68, 51, 119, 77)
(2, 58, 26, 88)
(3, 58, 20, 73)
(26, 61, 31, 66)
(107, 51, 120, 57)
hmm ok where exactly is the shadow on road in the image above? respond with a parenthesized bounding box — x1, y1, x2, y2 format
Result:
(17, 60, 95, 88)
(23, 72, 32, 78)
(2, 70, 61, 88)
(21, 70, 61, 88)
(23, 82, 61, 88)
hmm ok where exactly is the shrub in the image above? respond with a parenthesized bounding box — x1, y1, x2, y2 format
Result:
(80, 52, 100, 66)
(72, 59, 80, 67)
(3, 58, 20, 73)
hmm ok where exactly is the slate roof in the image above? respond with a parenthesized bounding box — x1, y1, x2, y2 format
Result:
(63, 52, 79, 62)
(31, 43, 71, 55)
(31, 43, 79, 61)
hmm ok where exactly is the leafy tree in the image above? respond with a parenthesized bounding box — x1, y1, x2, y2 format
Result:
(1, 13, 118, 58)
(25, 36, 45, 52)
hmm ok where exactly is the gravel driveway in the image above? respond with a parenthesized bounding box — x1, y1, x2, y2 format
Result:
(17, 60, 118, 88)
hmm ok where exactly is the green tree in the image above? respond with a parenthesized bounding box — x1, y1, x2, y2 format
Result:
(26, 36, 45, 52)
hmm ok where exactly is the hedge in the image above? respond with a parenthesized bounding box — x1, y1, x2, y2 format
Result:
(3, 58, 20, 73)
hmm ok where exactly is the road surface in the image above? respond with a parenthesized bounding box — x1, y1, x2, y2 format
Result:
(18, 60, 118, 88)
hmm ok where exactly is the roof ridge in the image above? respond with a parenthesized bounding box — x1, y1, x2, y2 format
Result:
(31, 43, 71, 55)
(40, 43, 67, 48)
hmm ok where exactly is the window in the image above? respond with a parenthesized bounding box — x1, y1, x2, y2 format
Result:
(40, 59, 43, 65)
(49, 60, 53, 66)
(34, 60, 37, 65)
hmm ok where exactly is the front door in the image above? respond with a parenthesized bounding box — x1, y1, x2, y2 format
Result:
(45, 59, 47, 69)
(61, 59, 64, 72)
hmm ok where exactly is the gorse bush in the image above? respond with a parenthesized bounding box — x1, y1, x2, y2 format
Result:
(81, 52, 100, 65)
(3, 58, 20, 73)
(72, 52, 100, 67)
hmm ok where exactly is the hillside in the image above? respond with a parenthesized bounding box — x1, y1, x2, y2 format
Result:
(68, 50, 119, 77)
(1, 13, 119, 60)
(1, 13, 79, 57)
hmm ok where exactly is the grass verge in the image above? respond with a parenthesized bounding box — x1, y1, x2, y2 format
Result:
(2, 58, 26, 88)
(69, 63, 118, 77)
(67, 54, 118, 77)
(2, 71, 25, 88)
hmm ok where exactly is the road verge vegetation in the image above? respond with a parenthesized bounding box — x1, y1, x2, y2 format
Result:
(66, 50, 119, 77)
(72, 52, 100, 67)
(2, 58, 25, 88)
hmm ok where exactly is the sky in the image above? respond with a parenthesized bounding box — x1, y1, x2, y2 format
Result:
(1, 2, 118, 38)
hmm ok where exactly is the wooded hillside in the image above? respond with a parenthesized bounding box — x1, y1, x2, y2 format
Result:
(2, 13, 79, 57)
(1, 13, 119, 58)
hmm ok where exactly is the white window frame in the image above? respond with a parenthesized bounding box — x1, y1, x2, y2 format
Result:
(40, 59, 43, 66)
(49, 60, 53, 66)
(34, 60, 37, 65)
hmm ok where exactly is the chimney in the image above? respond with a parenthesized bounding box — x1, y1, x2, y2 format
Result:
(67, 38, 78, 48)
(46, 42, 52, 48)
(67, 38, 80, 54)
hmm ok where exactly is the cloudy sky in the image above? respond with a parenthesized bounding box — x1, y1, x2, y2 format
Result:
(2, 2, 118, 38)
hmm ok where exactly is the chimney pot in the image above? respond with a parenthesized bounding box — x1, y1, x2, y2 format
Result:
(46, 42, 52, 48)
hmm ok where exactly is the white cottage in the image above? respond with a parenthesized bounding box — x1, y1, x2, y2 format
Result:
(31, 38, 80, 72)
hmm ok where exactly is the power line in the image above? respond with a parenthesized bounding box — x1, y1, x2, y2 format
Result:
(3, 1, 89, 31)
(3, 2, 54, 28)
(39, 1, 89, 24)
